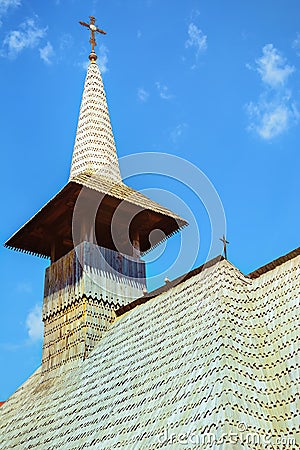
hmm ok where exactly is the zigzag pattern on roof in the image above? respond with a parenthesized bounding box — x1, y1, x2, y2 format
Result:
(69, 62, 122, 182)
(0, 255, 299, 449)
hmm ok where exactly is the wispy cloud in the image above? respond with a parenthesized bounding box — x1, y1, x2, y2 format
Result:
(292, 32, 300, 56)
(0, 302, 43, 350)
(137, 87, 149, 102)
(39, 41, 54, 64)
(77, 44, 108, 73)
(170, 123, 188, 143)
(246, 94, 299, 139)
(26, 304, 43, 342)
(155, 81, 173, 100)
(78, 59, 89, 71)
(185, 23, 207, 57)
(255, 44, 294, 88)
(1, 17, 47, 58)
(246, 44, 298, 140)
(98, 43, 108, 73)
(190, 9, 200, 20)
(59, 33, 73, 51)
(0, 0, 20, 8)
(0, 0, 21, 25)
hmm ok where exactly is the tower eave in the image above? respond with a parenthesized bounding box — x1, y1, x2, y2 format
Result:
(4, 174, 187, 260)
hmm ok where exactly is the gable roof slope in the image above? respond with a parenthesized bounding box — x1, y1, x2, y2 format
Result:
(0, 254, 299, 448)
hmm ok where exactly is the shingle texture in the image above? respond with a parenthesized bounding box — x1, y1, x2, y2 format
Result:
(0, 253, 299, 449)
(69, 62, 121, 182)
(72, 171, 186, 223)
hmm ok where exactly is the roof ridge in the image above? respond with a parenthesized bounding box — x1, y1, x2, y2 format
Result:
(248, 246, 300, 279)
(115, 255, 225, 316)
(117, 249, 300, 317)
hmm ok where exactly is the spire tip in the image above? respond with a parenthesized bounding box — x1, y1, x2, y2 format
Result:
(89, 52, 97, 63)
(79, 16, 106, 62)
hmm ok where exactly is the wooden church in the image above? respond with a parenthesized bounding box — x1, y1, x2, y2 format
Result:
(0, 17, 299, 449)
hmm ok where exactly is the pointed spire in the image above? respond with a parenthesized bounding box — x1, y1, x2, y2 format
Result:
(70, 18, 121, 182)
(69, 60, 122, 182)
(5, 18, 188, 261)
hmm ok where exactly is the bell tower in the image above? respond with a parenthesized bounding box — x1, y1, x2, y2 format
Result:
(5, 17, 187, 374)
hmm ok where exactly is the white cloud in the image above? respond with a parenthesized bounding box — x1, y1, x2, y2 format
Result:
(98, 43, 108, 73)
(59, 33, 73, 51)
(246, 96, 299, 140)
(170, 123, 188, 143)
(0, 0, 20, 25)
(185, 23, 207, 56)
(77, 44, 108, 73)
(155, 81, 173, 100)
(0, 0, 20, 6)
(0, 0, 20, 11)
(26, 304, 43, 342)
(2, 18, 47, 58)
(39, 41, 54, 64)
(137, 87, 149, 102)
(292, 32, 300, 56)
(78, 59, 89, 71)
(256, 44, 294, 88)
(190, 9, 200, 20)
(246, 44, 298, 139)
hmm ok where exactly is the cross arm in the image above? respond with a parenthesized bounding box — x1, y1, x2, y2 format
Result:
(79, 21, 90, 28)
(96, 28, 107, 35)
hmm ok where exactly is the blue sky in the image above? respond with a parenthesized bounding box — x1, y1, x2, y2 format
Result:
(0, 0, 299, 399)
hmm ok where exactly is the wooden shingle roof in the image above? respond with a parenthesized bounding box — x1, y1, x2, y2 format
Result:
(0, 253, 299, 448)
(5, 172, 187, 260)
(248, 246, 300, 278)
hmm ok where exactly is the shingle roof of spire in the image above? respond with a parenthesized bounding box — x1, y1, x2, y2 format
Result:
(69, 61, 122, 182)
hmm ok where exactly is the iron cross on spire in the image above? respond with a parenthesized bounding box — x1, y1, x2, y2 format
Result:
(220, 235, 229, 260)
(79, 16, 106, 62)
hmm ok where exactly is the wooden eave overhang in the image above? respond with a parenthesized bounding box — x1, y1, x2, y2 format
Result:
(5, 179, 187, 260)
